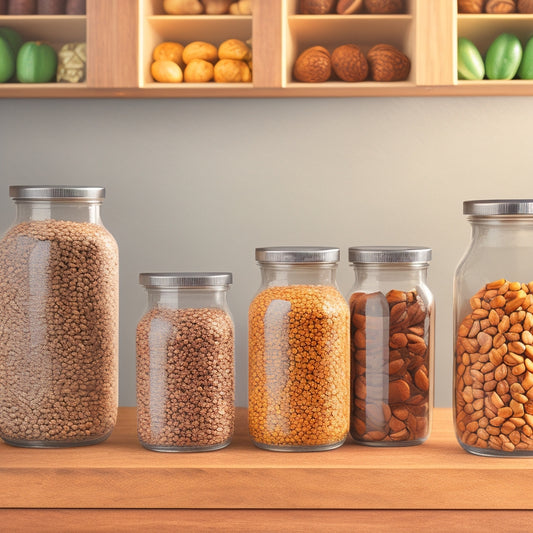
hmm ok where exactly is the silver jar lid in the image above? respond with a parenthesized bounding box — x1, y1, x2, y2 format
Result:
(139, 272, 233, 288)
(255, 246, 340, 264)
(9, 186, 105, 200)
(463, 199, 533, 216)
(349, 246, 432, 263)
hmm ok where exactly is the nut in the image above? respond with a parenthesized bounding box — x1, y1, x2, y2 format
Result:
(229, 0, 252, 14)
(485, 0, 516, 12)
(218, 38, 252, 62)
(203, 0, 232, 14)
(363, 0, 404, 13)
(336, 0, 364, 13)
(214, 59, 251, 82)
(518, 0, 533, 12)
(163, 0, 203, 14)
(293, 46, 331, 82)
(458, 0, 485, 12)
(182, 41, 218, 65)
(331, 44, 368, 81)
(184, 58, 214, 82)
(153, 42, 185, 69)
(367, 44, 410, 82)
(299, 0, 336, 13)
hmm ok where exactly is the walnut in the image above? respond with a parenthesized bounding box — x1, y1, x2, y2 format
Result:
(458, 0, 485, 12)
(518, 0, 533, 12)
(293, 46, 331, 83)
(485, 0, 516, 12)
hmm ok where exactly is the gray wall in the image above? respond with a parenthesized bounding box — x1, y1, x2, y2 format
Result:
(0, 96, 530, 408)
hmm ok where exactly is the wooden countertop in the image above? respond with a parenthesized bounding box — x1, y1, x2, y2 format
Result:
(1, 407, 533, 512)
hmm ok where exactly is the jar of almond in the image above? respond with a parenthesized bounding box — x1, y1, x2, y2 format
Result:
(348, 247, 434, 446)
(455, 200, 533, 456)
(0, 186, 118, 447)
(248, 247, 350, 451)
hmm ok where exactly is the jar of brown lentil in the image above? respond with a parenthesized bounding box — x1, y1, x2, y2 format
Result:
(0, 186, 119, 448)
(248, 247, 350, 451)
(137, 272, 235, 452)
(348, 246, 434, 447)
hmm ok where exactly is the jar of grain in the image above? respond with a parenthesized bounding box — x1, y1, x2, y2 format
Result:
(0, 186, 118, 448)
(137, 272, 234, 452)
(348, 247, 434, 447)
(248, 247, 350, 451)
(455, 200, 533, 456)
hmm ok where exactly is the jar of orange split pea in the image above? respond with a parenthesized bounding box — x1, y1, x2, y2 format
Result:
(248, 247, 350, 451)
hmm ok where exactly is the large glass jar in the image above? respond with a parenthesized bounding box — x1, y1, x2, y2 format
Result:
(137, 272, 235, 452)
(248, 247, 350, 451)
(454, 200, 533, 456)
(0, 186, 119, 447)
(348, 247, 434, 446)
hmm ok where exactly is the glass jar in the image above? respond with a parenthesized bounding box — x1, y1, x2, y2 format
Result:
(137, 272, 235, 452)
(454, 200, 533, 456)
(0, 186, 119, 447)
(248, 246, 350, 451)
(348, 246, 434, 446)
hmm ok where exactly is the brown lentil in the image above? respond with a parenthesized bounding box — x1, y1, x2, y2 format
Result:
(248, 285, 350, 450)
(136, 307, 234, 451)
(456, 278, 533, 454)
(0, 219, 118, 446)
(350, 289, 431, 444)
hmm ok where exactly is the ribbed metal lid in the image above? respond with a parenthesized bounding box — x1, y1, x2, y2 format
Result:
(463, 200, 533, 216)
(9, 186, 105, 200)
(139, 272, 233, 288)
(349, 246, 432, 263)
(255, 246, 340, 263)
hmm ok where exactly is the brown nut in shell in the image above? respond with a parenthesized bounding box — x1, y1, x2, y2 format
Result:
(214, 59, 252, 82)
(184, 58, 214, 82)
(331, 44, 368, 81)
(458, 0, 485, 11)
(485, 0, 516, 11)
(518, 0, 533, 12)
(293, 46, 331, 83)
(182, 41, 218, 65)
(367, 44, 410, 81)
(364, 0, 404, 13)
(336, 0, 364, 13)
(299, 0, 336, 13)
(218, 38, 252, 62)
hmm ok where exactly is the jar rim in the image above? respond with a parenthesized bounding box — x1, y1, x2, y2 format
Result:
(463, 200, 533, 216)
(139, 272, 233, 288)
(255, 246, 340, 264)
(348, 246, 432, 263)
(9, 186, 105, 200)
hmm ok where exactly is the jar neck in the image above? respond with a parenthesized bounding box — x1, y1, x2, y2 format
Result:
(14, 200, 103, 225)
(145, 287, 229, 310)
(259, 263, 338, 287)
(352, 263, 428, 291)
(469, 216, 533, 247)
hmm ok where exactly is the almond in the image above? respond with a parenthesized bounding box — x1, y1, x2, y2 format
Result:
(331, 44, 368, 82)
(364, 0, 404, 13)
(367, 44, 410, 82)
(458, 0, 485, 12)
(336, 0, 364, 13)
(293, 46, 331, 83)
(299, 0, 336, 13)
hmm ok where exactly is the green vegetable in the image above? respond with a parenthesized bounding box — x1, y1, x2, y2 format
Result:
(518, 36, 533, 79)
(16, 41, 57, 83)
(485, 33, 522, 80)
(0, 27, 23, 57)
(457, 37, 485, 80)
(0, 36, 15, 83)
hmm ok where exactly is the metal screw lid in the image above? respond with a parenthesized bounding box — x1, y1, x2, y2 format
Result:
(139, 272, 233, 288)
(463, 200, 533, 216)
(9, 186, 105, 200)
(349, 246, 432, 263)
(255, 246, 340, 264)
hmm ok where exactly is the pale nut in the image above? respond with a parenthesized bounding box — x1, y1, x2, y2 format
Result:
(299, 0, 336, 13)
(218, 38, 252, 62)
(336, 0, 364, 13)
(364, 0, 405, 13)
(458, 0, 485, 12)
(163, 0, 204, 14)
(229, 0, 252, 14)
(331, 44, 368, 81)
(485, 0, 516, 12)
(293, 46, 331, 83)
(182, 41, 218, 65)
(214, 59, 251, 82)
(518, 0, 533, 12)
(203, 0, 232, 14)
(184, 58, 214, 82)
(367, 44, 410, 82)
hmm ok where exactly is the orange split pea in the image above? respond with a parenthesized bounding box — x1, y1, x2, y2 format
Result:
(248, 247, 350, 451)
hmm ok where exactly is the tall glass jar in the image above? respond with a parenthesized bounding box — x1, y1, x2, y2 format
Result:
(0, 186, 119, 447)
(454, 200, 533, 456)
(137, 272, 235, 452)
(248, 247, 350, 451)
(348, 247, 434, 446)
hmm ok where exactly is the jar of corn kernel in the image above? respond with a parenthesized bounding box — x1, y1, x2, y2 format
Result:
(248, 247, 350, 451)
(348, 247, 434, 447)
(137, 272, 235, 452)
(455, 200, 533, 456)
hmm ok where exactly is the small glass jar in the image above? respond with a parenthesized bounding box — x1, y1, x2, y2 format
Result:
(0, 186, 119, 447)
(137, 272, 235, 452)
(454, 200, 533, 456)
(248, 247, 350, 452)
(348, 246, 434, 447)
